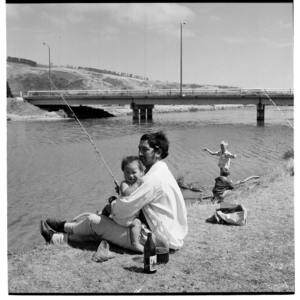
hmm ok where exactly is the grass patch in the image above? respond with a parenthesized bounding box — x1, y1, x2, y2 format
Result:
(8, 160, 294, 294)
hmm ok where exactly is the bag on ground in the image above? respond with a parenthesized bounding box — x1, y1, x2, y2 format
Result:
(206, 203, 247, 226)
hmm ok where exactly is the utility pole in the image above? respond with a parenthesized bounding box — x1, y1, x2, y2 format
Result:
(180, 22, 186, 95)
(43, 43, 51, 91)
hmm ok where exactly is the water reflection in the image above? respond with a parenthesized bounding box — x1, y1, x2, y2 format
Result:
(256, 120, 265, 127)
(132, 118, 154, 125)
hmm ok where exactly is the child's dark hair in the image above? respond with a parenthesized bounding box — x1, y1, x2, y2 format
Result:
(121, 156, 144, 172)
(221, 169, 230, 176)
(140, 131, 169, 159)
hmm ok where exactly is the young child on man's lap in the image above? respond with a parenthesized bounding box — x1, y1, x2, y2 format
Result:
(102, 156, 145, 253)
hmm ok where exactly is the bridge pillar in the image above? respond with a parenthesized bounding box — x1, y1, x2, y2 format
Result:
(140, 108, 146, 120)
(257, 99, 265, 121)
(132, 108, 139, 120)
(131, 104, 154, 120)
(147, 108, 153, 120)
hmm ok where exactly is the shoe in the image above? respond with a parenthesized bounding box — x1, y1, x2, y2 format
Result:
(91, 240, 116, 263)
(40, 220, 54, 244)
(46, 218, 66, 233)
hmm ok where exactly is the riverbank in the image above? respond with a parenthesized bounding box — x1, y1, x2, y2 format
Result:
(7, 158, 294, 294)
(96, 103, 250, 117)
(6, 98, 253, 121)
(6, 98, 67, 121)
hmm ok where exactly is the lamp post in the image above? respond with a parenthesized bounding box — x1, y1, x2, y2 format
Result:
(180, 22, 186, 95)
(43, 42, 51, 91)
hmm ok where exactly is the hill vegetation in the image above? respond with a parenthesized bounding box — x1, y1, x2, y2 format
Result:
(7, 61, 237, 97)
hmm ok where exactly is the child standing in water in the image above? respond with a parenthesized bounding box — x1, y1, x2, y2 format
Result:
(212, 169, 235, 203)
(204, 141, 237, 175)
(102, 156, 145, 253)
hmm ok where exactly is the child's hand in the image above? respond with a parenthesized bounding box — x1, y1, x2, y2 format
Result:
(203, 148, 207, 151)
(233, 154, 237, 158)
(115, 185, 120, 195)
(136, 179, 144, 187)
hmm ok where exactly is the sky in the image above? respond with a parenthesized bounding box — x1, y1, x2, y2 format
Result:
(5, 2, 294, 89)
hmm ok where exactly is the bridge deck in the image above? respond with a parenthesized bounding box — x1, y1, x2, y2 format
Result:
(24, 88, 293, 121)
(25, 88, 294, 107)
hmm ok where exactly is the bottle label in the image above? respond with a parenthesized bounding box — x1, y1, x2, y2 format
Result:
(149, 255, 157, 271)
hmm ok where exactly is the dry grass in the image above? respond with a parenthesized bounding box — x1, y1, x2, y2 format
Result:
(7, 160, 294, 294)
(7, 61, 239, 96)
(6, 62, 180, 95)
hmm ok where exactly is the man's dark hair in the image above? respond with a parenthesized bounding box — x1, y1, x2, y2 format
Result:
(140, 131, 169, 159)
(121, 156, 144, 171)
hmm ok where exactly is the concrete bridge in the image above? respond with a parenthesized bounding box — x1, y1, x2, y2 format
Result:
(24, 88, 294, 121)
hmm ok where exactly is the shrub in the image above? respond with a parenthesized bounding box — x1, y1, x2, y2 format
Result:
(282, 149, 294, 160)
(7, 81, 13, 97)
(285, 159, 294, 176)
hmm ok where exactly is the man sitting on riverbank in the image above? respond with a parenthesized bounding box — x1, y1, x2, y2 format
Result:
(40, 131, 188, 254)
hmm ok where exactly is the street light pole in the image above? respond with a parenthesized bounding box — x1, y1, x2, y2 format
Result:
(180, 22, 186, 95)
(43, 42, 51, 91)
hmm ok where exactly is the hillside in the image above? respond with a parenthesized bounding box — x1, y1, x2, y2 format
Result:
(7, 61, 235, 97)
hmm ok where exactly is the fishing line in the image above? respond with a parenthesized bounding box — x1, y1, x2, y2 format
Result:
(249, 75, 294, 129)
(48, 78, 119, 188)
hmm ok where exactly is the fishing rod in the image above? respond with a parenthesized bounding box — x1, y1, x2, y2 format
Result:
(48, 78, 119, 188)
(249, 75, 294, 129)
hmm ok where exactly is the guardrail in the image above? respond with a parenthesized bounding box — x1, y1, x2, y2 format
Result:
(26, 88, 294, 97)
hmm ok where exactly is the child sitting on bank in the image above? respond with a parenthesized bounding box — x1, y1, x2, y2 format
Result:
(102, 156, 145, 253)
(204, 141, 237, 175)
(212, 169, 235, 204)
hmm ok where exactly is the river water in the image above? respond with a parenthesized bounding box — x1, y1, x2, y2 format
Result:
(7, 106, 293, 254)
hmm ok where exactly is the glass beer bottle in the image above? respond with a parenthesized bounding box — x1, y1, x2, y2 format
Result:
(144, 232, 157, 273)
(152, 219, 169, 264)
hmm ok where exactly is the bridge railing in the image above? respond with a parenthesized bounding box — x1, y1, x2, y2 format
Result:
(26, 88, 293, 97)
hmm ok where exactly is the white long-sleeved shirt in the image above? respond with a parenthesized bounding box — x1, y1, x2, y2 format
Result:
(111, 160, 188, 249)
